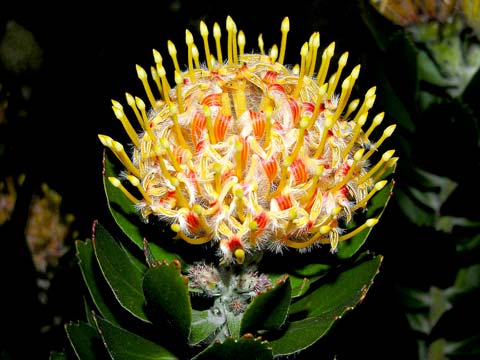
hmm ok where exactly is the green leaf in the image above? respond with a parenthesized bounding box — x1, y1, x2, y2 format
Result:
(289, 275, 312, 298)
(65, 321, 108, 360)
(103, 152, 180, 263)
(268, 273, 311, 299)
(189, 309, 219, 345)
(456, 234, 480, 254)
(142, 261, 191, 342)
(453, 264, 480, 294)
(93, 222, 149, 323)
(397, 287, 431, 310)
(429, 290, 480, 342)
(226, 311, 242, 339)
(49, 352, 66, 360)
(446, 334, 480, 357)
(337, 180, 394, 259)
(241, 275, 291, 334)
(83, 297, 96, 326)
(192, 337, 273, 360)
(406, 312, 432, 335)
(434, 216, 480, 233)
(76, 239, 120, 324)
(396, 187, 435, 227)
(94, 316, 178, 360)
(410, 168, 458, 213)
(291, 263, 330, 277)
(120, 241, 148, 273)
(417, 49, 452, 88)
(269, 254, 383, 356)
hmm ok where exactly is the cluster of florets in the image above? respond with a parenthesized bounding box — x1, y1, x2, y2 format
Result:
(101, 16, 396, 264)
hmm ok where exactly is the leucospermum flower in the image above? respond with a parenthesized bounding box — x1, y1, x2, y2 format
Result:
(370, 1, 480, 97)
(370, 0, 456, 26)
(100, 17, 397, 264)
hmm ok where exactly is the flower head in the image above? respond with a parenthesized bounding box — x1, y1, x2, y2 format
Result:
(370, 0, 456, 27)
(370, 1, 480, 97)
(101, 17, 396, 264)
(25, 183, 73, 273)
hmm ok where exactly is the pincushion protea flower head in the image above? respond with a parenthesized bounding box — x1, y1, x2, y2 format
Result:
(100, 17, 397, 264)
(369, 0, 456, 26)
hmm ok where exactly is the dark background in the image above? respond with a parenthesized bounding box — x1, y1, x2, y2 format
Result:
(2, 0, 474, 359)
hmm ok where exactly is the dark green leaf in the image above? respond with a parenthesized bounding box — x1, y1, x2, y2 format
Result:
(192, 337, 273, 360)
(65, 321, 108, 360)
(453, 264, 480, 294)
(395, 187, 435, 227)
(280, 263, 330, 299)
(267, 273, 311, 299)
(103, 152, 180, 263)
(83, 297, 96, 326)
(49, 352, 67, 360)
(93, 222, 149, 322)
(337, 180, 394, 259)
(269, 254, 383, 356)
(289, 275, 312, 298)
(410, 168, 458, 213)
(143, 261, 191, 342)
(291, 263, 330, 277)
(456, 234, 480, 254)
(396, 287, 431, 310)
(120, 241, 148, 273)
(76, 239, 120, 324)
(434, 216, 480, 233)
(405, 313, 431, 335)
(241, 275, 291, 334)
(446, 334, 480, 356)
(417, 50, 451, 88)
(94, 316, 178, 360)
(189, 309, 219, 345)
(429, 291, 480, 348)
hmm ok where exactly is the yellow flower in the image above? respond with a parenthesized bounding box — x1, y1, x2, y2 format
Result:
(370, 0, 456, 26)
(100, 17, 397, 264)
